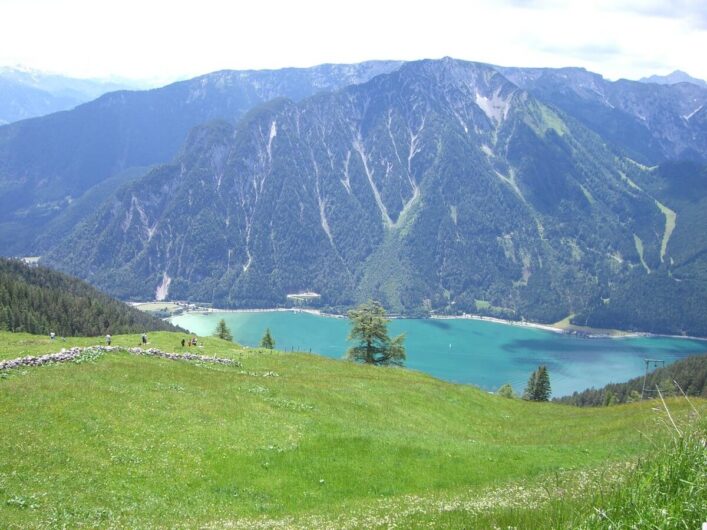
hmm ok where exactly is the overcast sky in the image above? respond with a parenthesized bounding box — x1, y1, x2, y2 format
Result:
(0, 0, 705, 84)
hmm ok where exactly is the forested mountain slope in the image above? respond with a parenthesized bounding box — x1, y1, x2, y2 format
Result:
(572, 160, 707, 334)
(498, 66, 707, 164)
(1, 58, 704, 334)
(47, 58, 704, 333)
(0, 61, 401, 254)
(0, 258, 179, 336)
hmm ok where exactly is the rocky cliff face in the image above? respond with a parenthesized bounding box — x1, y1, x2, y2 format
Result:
(48, 59, 676, 326)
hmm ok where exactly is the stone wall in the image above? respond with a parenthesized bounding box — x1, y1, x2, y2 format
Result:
(0, 346, 241, 371)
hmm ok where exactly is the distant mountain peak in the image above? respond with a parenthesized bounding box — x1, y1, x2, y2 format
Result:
(639, 70, 707, 88)
(0, 65, 150, 125)
(0, 64, 41, 74)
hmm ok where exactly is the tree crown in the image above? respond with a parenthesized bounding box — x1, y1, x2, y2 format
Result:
(524, 365, 551, 401)
(346, 300, 405, 366)
(214, 318, 233, 342)
(260, 328, 275, 349)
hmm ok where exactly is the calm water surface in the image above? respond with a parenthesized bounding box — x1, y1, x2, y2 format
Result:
(171, 311, 707, 397)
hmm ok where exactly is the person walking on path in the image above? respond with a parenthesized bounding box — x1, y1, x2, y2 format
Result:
(142, 333, 148, 345)
(105, 334, 112, 346)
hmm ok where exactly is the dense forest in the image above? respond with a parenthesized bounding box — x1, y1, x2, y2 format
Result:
(554, 355, 707, 406)
(0, 258, 180, 336)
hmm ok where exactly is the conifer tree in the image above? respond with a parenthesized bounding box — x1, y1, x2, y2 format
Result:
(523, 369, 539, 400)
(346, 300, 405, 366)
(523, 365, 551, 401)
(604, 390, 620, 406)
(534, 365, 551, 401)
(260, 328, 275, 349)
(214, 318, 233, 341)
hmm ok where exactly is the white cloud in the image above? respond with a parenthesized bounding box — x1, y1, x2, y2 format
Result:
(0, 0, 704, 83)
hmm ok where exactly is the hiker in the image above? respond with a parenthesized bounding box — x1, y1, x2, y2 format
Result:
(181, 338, 186, 347)
(105, 334, 111, 346)
(141, 333, 147, 345)
(191, 336, 197, 346)
(49, 332, 55, 340)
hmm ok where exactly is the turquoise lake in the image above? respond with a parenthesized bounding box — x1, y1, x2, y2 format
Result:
(171, 311, 707, 397)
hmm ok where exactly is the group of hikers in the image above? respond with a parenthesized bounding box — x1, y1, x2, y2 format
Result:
(181, 336, 198, 347)
(104, 333, 198, 348)
(102, 333, 149, 346)
(50, 330, 200, 349)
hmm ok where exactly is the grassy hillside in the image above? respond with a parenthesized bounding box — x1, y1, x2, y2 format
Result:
(0, 331, 703, 528)
(0, 258, 180, 336)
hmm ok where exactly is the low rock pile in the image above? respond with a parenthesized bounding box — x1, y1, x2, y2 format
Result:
(0, 346, 240, 371)
(0, 347, 87, 370)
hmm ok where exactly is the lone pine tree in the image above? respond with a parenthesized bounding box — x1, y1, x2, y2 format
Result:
(214, 319, 233, 341)
(260, 328, 275, 349)
(524, 365, 551, 401)
(346, 300, 405, 366)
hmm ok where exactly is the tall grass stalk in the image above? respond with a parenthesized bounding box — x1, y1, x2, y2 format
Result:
(584, 391, 706, 529)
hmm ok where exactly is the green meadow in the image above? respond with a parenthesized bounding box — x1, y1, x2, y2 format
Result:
(0, 331, 703, 528)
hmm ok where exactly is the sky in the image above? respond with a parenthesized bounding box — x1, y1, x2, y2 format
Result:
(0, 0, 705, 84)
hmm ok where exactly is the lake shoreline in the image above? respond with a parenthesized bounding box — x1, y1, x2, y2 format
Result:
(168, 308, 707, 397)
(143, 301, 706, 342)
(431, 313, 569, 334)
(179, 306, 345, 318)
(430, 314, 707, 341)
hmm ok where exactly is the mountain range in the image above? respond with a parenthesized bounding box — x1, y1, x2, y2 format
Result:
(0, 65, 142, 125)
(0, 61, 402, 254)
(639, 70, 707, 88)
(1, 58, 706, 335)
